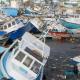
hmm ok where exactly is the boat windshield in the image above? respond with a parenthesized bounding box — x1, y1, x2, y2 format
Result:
(0, 22, 12, 30)
(12, 21, 15, 25)
(14, 50, 42, 74)
(25, 47, 43, 62)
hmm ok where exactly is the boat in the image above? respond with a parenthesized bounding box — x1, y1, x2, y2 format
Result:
(0, 18, 24, 41)
(0, 18, 36, 41)
(0, 32, 50, 80)
(26, 18, 44, 33)
(59, 18, 80, 33)
(64, 56, 80, 76)
(48, 22, 69, 39)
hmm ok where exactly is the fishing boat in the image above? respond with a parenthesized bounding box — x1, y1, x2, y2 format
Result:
(0, 32, 50, 80)
(27, 18, 44, 33)
(0, 18, 24, 41)
(59, 18, 80, 33)
(0, 18, 37, 41)
(48, 22, 69, 39)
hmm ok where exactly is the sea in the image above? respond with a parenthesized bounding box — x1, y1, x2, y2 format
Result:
(44, 38, 80, 80)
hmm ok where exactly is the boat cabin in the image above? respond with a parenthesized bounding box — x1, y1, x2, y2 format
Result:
(12, 45, 43, 79)
(0, 19, 23, 31)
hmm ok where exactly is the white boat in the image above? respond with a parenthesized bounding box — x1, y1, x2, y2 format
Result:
(0, 32, 50, 80)
(59, 18, 80, 33)
(0, 18, 24, 40)
(62, 18, 80, 25)
(0, 18, 36, 41)
(27, 18, 44, 33)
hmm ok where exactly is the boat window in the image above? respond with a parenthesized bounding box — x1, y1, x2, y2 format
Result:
(23, 56, 33, 67)
(52, 29, 58, 32)
(31, 61, 41, 74)
(15, 51, 25, 62)
(15, 19, 20, 24)
(20, 19, 23, 23)
(25, 47, 43, 62)
(0, 26, 3, 30)
(3, 25, 7, 29)
(52, 29, 55, 31)
(8, 23, 11, 28)
(12, 21, 15, 25)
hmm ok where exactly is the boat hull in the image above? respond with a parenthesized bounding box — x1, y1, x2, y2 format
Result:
(60, 19, 80, 29)
(49, 31, 70, 39)
(1, 22, 34, 41)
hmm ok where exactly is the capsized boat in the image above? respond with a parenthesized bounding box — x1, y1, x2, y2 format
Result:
(26, 18, 44, 33)
(0, 18, 35, 41)
(0, 32, 50, 80)
(0, 18, 24, 41)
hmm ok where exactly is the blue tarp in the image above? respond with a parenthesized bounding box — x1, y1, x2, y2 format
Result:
(1, 8, 18, 17)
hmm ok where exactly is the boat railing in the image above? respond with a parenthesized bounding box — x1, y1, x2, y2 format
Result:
(0, 18, 23, 31)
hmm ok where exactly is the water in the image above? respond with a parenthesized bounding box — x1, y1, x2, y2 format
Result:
(44, 39, 80, 80)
